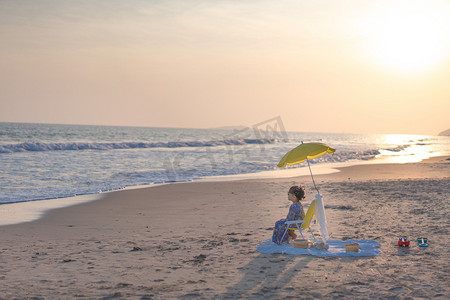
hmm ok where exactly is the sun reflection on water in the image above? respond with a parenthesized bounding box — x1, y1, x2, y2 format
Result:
(376, 134, 445, 163)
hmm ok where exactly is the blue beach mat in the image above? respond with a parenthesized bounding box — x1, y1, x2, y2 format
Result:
(257, 239, 381, 257)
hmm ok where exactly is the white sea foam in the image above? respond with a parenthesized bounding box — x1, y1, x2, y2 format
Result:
(0, 138, 276, 153)
(0, 194, 104, 226)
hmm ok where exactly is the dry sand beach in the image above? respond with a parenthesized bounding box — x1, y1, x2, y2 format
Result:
(1, 156, 449, 299)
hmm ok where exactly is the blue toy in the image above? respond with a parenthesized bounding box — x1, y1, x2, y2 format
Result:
(417, 237, 428, 247)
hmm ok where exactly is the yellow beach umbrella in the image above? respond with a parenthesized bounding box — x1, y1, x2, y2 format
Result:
(278, 142, 335, 241)
(278, 142, 335, 168)
(277, 142, 335, 192)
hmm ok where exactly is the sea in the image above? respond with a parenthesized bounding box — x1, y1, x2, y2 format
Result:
(1, 121, 449, 207)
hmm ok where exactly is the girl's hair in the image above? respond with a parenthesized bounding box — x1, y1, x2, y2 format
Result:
(289, 185, 305, 200)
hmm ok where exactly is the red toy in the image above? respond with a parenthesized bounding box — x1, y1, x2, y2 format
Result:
(398, 237, 410, 247)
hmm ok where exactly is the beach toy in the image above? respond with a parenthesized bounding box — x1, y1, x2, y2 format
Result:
(314, 241, 329, 250)
(345, 243, 359, 252)
(417, 237, 429, 247)
(398, 237, 410, 247)
(293, 239, 313, 249)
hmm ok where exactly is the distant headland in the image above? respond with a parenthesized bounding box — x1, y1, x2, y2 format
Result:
(438, 129, 450, 136)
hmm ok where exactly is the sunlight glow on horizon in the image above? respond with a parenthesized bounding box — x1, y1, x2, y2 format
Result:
(376, 133, 445, 163)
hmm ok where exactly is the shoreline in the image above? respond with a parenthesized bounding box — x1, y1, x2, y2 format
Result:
(1, 155, 448, 298)
(1, 155, 448, 227)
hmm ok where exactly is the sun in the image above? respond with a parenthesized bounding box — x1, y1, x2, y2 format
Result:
(357, 0, 450, 73)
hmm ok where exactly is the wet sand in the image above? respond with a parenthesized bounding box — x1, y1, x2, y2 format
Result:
(0, 156, 449, 299)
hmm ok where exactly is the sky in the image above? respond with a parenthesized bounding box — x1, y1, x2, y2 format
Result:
(0, 0, 449, 135)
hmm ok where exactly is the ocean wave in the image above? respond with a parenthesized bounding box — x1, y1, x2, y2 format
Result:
(0, 138, 276, 153)
(304, 149, 380, 163)
(381, 145, 409, 152)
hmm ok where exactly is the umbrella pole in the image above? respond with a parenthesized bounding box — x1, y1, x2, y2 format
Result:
(306, 158, 320, 194)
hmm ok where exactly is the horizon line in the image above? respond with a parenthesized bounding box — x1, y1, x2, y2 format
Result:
(0, 120, 445, 137)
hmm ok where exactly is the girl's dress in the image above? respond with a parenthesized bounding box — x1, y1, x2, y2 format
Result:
(272, 202, 305, 245)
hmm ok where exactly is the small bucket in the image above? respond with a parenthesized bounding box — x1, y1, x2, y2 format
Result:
(293, 239, 312, 249)
(345, 243, 359, 252)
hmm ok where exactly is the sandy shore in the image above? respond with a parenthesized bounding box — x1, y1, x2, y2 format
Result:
(1, 156, 449, 299)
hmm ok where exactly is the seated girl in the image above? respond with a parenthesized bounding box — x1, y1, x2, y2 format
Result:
(272, 185, 306, 245)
